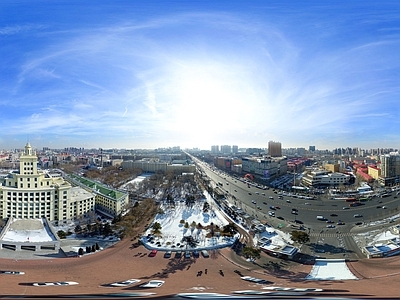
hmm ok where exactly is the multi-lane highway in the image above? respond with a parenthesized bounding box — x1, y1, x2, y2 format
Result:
(194, 158, 400, 234)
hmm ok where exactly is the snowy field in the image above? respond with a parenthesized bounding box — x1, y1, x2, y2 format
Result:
(142, 195, 238, 251)
(306, 259, 358, 280)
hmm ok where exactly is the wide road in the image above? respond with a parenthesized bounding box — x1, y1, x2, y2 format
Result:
(194, 158, 400, 234)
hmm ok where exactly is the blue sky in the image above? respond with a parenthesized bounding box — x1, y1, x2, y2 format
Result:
(1, 1, 400, 151)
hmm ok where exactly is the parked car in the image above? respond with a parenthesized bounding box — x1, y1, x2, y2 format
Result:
(149, 249, 157, 257)
(33, 281, 78, 287)
(175, 251, 182, 258)
(268, 211, 275, 217)
(192, 250, 199, 258)
(184, 251, 191, 258)
(110, 279, 141, 287)
(201, 250, 209, 258)
(0, 270, 25, 275)
(263, 201, 268, 205)
(164, 251, 172, 258)
(139, 280, 165, 288)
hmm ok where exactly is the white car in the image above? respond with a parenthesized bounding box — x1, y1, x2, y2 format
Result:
(110, 279, 141, 287)
(139, 280, 165, 288)
(240, 276, 270, 284)
(0, 270, 25, 275)
(33, 281, 78, 286)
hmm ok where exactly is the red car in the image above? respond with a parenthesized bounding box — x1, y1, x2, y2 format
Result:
(275, 206, 281, 209)
(149, 250, 157, 257)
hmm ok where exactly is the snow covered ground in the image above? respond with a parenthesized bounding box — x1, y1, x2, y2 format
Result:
(306, 259, 358, 280)
(142, 194, 238, 251)
(2, 219, 55, 242)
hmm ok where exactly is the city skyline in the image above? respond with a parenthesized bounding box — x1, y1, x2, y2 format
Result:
(1, 1, 400, 150)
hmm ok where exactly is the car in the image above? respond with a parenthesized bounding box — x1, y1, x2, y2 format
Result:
(248, 193, 252, 195)
(255, 192, 259, 194)
(251, 200, 257, 204)
(201, 250, 209, 258)
(286, 199, 291, 203)
(277, 216, 284, 220)
(110, 279, 141, 287)
(326, 220, 334, 223)
(291, 211, 298, 215)
(33, 281, 79, 287)
(257, 206, 262, 210)
(275, 206, 281, 209)
(234, 189, 237, 192)
(139, 280, 165, 288)
(292, 208, 298, 212)
(294, 219, 303, 224)
(382, 206, 387, 209)
(304, 203, 311, 205)
(326, 224, 336, 228)
(337, 221, 345, 225)
(240, 276, 271, 284)
(269, 196, 274, 199)
(149, 249, 157, 257)
(269, 206, 276, 210)
(330, 213, 338, 217)
(175, 251, 182, 258)
(261, 193, 265, 196)
(355, 222, 363, 225)
(184, 251, 191, 258)
(268, 211, 275, 217)
(353, 214, 363, 218)
(376, 205, 382, 209)
(192, 250, 199, 258)
(0, 270, 25, 275)
(164, 251, 172, 258)
(263, 201, 268, 205)
(343, 207, 349, 210)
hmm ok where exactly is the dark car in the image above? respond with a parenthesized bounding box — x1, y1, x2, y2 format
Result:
(175, 251, 182, 258)
(277, 216, 284, 220)
(294, 219, 303, 224)
(164, 251, 172, 258)
(330, 213, 338, 217)
(355, 222, 363, 225)
(337, 221, 345, 225)
(192, 250, 199, 258)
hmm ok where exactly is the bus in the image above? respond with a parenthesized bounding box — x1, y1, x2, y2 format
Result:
(345, 198, 358, 202)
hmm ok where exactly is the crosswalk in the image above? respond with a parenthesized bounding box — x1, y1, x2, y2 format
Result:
(309, 232, 354, 237)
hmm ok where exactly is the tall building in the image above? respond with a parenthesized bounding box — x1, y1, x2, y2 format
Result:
(232, 145, 238, 154)
(220, 145, 232, 154)
(0, 143, 128, 221)
(211, 145, 219, 154)
(379, 153, 400, 185)
(268, 141, 282, 157)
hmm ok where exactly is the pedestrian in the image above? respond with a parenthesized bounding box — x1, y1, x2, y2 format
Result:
(205, 268, 207, 274)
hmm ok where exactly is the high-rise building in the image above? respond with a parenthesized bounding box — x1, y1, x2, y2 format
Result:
(211, 145, 219, 154)
(232, 145, 238, 154)
(220, 145, 232, 154)
(268, 141, 282, 157)
(309, 146, 316, 152)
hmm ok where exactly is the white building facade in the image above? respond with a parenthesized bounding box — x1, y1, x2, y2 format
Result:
(0, 143, 95, 221)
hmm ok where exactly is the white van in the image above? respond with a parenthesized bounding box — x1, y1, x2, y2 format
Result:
(316, 216, 325, 220)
